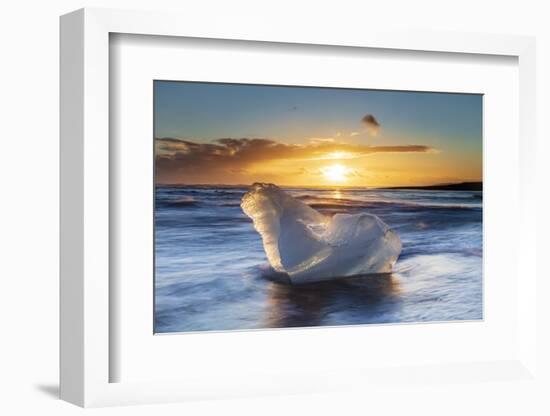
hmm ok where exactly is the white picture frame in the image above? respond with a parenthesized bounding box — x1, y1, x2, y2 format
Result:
(60, 7, 538, 407)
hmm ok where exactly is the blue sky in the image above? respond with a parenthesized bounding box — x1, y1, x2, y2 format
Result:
(154, 81, 482, 186)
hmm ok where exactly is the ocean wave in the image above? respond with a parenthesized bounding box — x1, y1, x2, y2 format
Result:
(311, 199, 478, 211)
(157, 196, 198, 207)
(157, 187, 481, 211)
(295, 193, 480, 210)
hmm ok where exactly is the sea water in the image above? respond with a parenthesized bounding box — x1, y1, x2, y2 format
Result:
(155, 186, 482, 333)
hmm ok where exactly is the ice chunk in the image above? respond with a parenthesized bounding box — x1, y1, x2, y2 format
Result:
(241, 183, 402, 283)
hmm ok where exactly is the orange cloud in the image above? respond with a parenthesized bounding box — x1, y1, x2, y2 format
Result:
(155, 137, 434, 184)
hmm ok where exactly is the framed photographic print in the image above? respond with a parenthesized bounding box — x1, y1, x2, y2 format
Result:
(60, 8, 539, 408)
(153, 81, 483, 334)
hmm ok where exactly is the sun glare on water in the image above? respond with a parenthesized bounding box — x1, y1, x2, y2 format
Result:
(322, 164, 349, 182)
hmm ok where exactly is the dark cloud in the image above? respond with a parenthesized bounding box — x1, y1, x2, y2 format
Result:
(362, 114, 381, 136)
(155, 137, 433, 183)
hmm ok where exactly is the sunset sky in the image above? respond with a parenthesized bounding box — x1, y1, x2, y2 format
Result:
(154, 81, 482, 187)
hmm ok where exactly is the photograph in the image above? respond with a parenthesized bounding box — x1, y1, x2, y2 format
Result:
(154, 81, 483, 333)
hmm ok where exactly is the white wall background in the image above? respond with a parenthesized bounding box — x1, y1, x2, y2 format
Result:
(0, 0, 548, 415)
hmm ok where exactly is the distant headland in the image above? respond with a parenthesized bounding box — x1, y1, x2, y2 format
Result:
(385, 182, 482, 191)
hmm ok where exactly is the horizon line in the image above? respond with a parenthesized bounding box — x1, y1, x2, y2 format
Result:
(155, 180, 483, 189)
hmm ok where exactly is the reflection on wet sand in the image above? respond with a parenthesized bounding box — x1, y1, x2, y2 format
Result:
(263, 274, 401, 328)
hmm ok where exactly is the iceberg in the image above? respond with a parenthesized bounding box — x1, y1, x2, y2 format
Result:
(241, 183, 402, 283)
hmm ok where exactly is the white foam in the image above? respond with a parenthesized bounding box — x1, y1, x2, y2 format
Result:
(241, 183, 402, 283)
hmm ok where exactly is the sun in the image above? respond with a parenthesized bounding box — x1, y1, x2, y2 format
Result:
(322, 164, 349, 182)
